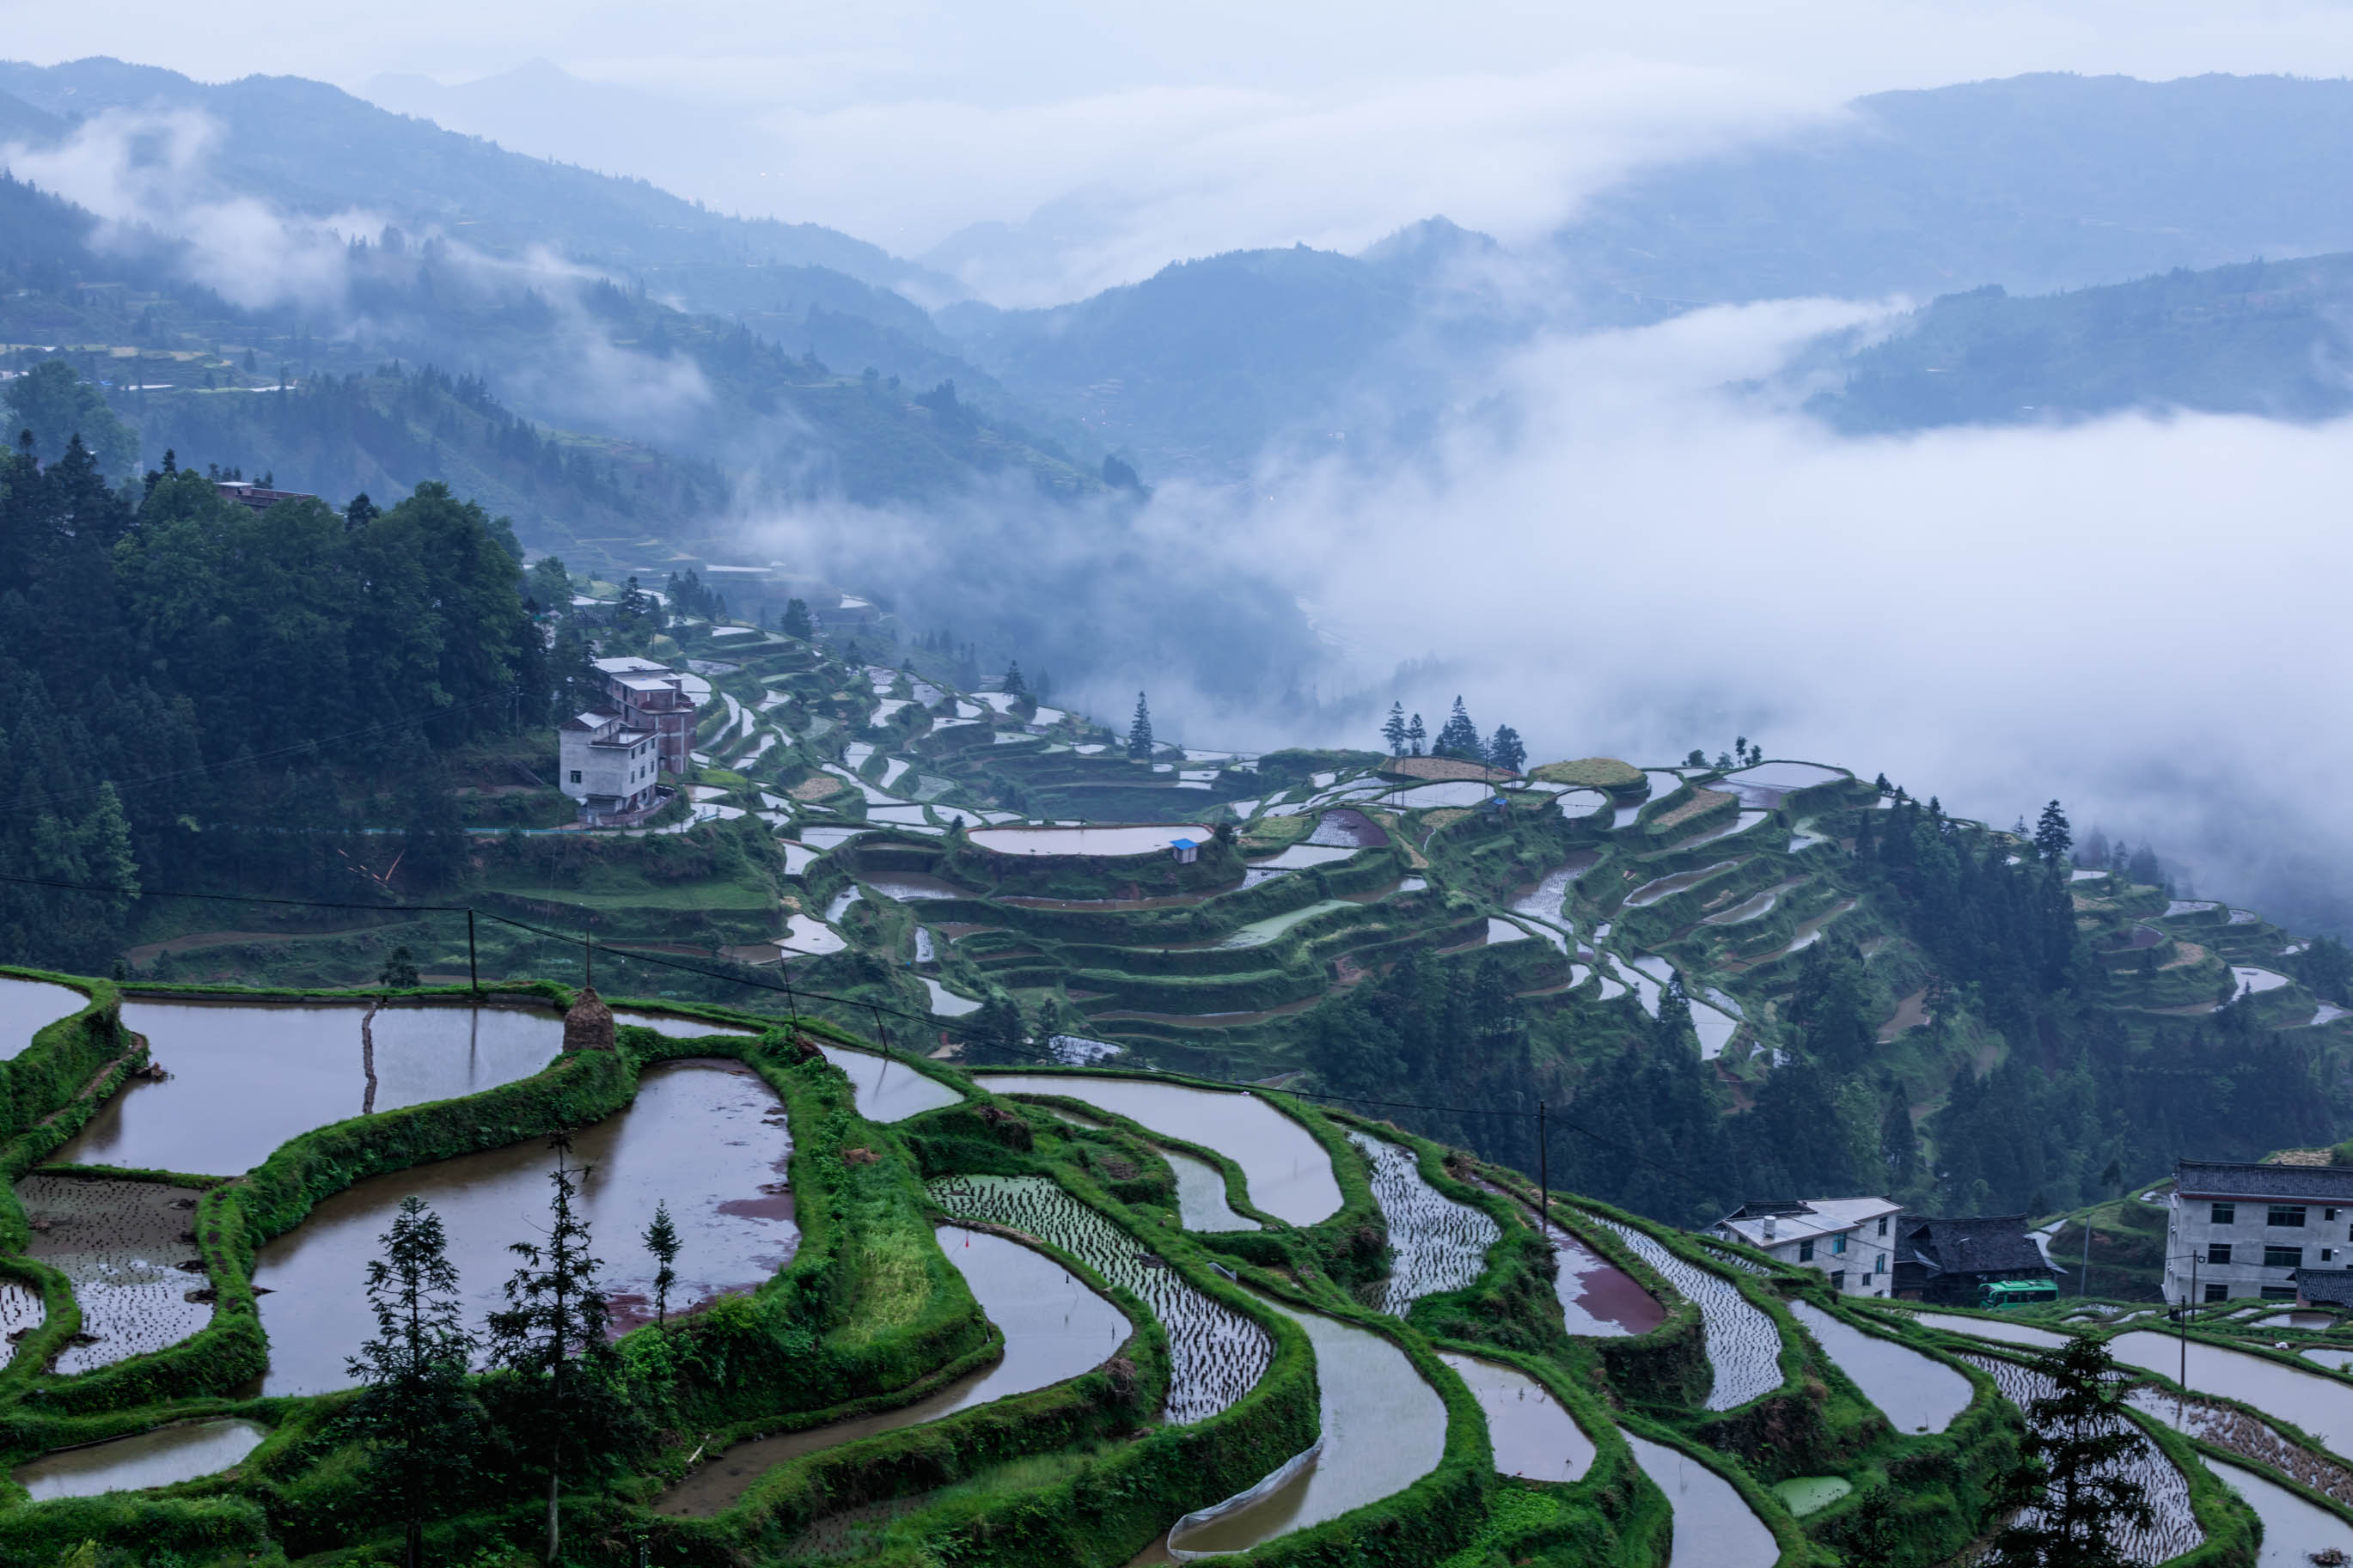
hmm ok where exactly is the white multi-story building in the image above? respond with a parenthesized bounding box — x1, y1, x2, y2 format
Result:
(2165, 1160, 2353, 1304)
(1708, 1197, 1903, 1296)
(558, 709, 666, 825)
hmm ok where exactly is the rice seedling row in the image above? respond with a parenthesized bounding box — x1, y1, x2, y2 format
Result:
(1344, 1131, 1500, 1317)
(928, 1173, 1273, 1424)
(1586, 1212, 1782, 1411)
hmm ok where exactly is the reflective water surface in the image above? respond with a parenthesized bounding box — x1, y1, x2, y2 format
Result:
(972, 1074, 1342, 1224)
(0, 976, 87, 1062)
(14, 1419, 268, 1501)
(1789, 1300, 1971, 1433)
(652, 1225, 1128, 1517)
(1623, 1432, 1778, 1568)
(58, 1000, 561, 1174)
(816, 1042, 965, 1122)
(1439, 1351, 1592, 1481)
(253, 1059, 795, 1394)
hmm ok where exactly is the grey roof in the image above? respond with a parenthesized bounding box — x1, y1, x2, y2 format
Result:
(1901, 1215, 2053, 1278)
(2293, 1268, 2353, 1307)
(2174, 1161, 2353, 1202)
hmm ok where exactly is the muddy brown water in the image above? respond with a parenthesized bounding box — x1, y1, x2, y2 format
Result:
(17, 1174, 214, 1374)
(13, 1418, 269, 1500)
(250, 1059, 794, 1395)
(57, 1000, 562, 1176)
(1477, 1185, 1663, 1337)
(0, 976, 87, 1062)
(653, 1225, 1129, 1517)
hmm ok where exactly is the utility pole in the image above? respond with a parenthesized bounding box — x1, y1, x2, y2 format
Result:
(467, 908, 479, 994)
(1537, 1101, 1549, 1235)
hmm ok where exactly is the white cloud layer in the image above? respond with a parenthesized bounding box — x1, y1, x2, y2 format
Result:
(1179, 299, 2353, 922)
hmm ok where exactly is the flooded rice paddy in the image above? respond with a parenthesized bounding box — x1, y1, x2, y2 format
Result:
(1622, 1432, 1778, 1568)
(58, 1000, 562, 1175)
(928, 1174, 1271, 1424)
(1788, 1300, 1971, 1433)
(1588, 1215, 1782, 1411)
(1164, 1296, 1445, 1559)
(1346, 1132, 1499, 1316)
(1439, 1352, 1592, 1481)
(0, 976, 86, 1060)
(1904, 1310, 2071, 1349)
(1305, 808, 1388, 847)
(1961, 1352, 2202, 1560)
(614, 1010, 753, 1038)
(969, 825, 1212, 857)
(2109, 1329, 2353, 1455)
(971, 1075, 1342, 1224)
(252, 1060, 796, 1394)
(1519, 1202, 1665, 1337)
(862, 872, 971, 901)
(1714, 762, 1849, 808)
(14, 1419, 269, 1501)
(921, 979, 982, 1016)
(814, 1043, 964, 1122)
(654, 1225, 1129, 1518)
(1668, 810, 1774, 851)
(1165, 1147, 1259, 1231)
(1623, 861, 1741, 909)
(18, 1175, 214, 1374)
(2212, 1458, 2353, 1566)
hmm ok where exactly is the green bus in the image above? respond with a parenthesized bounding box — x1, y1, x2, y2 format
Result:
(1975, 1279, 2061, 1309)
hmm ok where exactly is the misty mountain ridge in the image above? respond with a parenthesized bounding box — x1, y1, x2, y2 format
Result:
(1791, 253, 2353, 432)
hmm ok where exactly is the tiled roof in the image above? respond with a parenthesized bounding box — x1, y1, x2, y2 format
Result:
(1715, 1195, 1899, 1248)
(2293, 1268, 2353, 1306)
(1902, 1215, 2052, 1277)
(2175, 1161, 2353, 1202)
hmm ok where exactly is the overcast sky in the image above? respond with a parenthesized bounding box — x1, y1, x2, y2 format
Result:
(18, 2, 2353, 301)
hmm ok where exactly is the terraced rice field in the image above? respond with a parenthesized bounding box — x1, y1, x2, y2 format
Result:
(17, 1175, 214, 1375)
(1587, 1214, 1782, 1411)
(1161, 1296, 1445, 1557)
(1344, 1131, 1500, 1316)
(1788, 1300, 1972, 1434)
(1439, 1351, 1593, 1480)
(13, 1419, 268, 1501)
(2108, 1328, 2353, 1455)
(815, 1043, 965, 1122)
(927, 1174, 1272, 1424)
(971, 1074, 1342, 1224)
(1960, 1352, 2203, 1562)
(1622, 1432, 1778, 1568)
(0, 976, 84, 1061)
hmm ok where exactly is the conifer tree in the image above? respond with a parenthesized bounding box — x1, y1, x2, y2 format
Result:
(1485, 723, 1525, 774)
(2034, 800, 2075, 865)
(347, 1197, 479, 1568)
(1381, 702, 1408, 756)
(966, 992, 1028, 1065)
(1404, 712, 1426, 756)
(1433, 696, 1481, 759)
(1989, 1337, 2152, 1567)
(642, 1200, 681, 1326)
(1001, 661, 1028, 697)
(1127, 692, 1155, 760)
(486, 1132, 616, 1566)
(779, 597, 814, 640)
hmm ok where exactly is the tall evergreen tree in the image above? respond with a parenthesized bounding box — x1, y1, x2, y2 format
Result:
(1433, 696, 1481, 759)
(1381, 702, 1408, 756)
(1000, 661, 1028, 697)
(1485, 723, 1525, 774)
(346, 1197, 479, 1568)
(1404, 713, 1427, 756)
(2034, 800, 2075, 865)
(779, 597, 815, 640)
(1989, 1338, 2152, 1568)
(1127, 692, 1155, 760)
(486, 1132, 615, 1566)
(642, 1200, 681, 1326)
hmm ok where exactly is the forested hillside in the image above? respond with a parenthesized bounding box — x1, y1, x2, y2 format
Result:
(1797, 253, 2353, 431)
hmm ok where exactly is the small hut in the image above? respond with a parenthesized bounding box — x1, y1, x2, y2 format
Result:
(564, 986, 616, 1052)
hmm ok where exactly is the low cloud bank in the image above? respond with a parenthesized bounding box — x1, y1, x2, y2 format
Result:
(1210, 298, 2353, 932)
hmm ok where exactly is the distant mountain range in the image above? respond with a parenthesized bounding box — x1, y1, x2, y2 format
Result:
(14, 60, 2353, 471)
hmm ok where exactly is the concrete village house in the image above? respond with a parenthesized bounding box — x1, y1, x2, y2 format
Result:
(1708, 1197, 1902, 1297)
(557, 657, 696, 827)
(2166, 1158, 2353, 1304)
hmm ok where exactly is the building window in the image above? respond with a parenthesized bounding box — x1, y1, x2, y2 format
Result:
(1832, 1234, 1848, 1255)
(2264, 1246, 2305, 1269)
(569, 770, 582, 784)
(1877, 1253, 1888, 1274)
(2331, 1208, 2342, 1221)
(1877, 1215, 1888, 1235)
(2262, 1286, 2298, 1301)
(2204, 1283, 2229, 1303)
(2326, 1249, 2337, 1262)
(1830, 1270, 1846, 1291)
(2211, 1202, 2236, 1224)
(1798, 1239, 1816, 1262)
(2270, 1205, 2308, 1229)
(2207, 1242, 2232, 1265)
